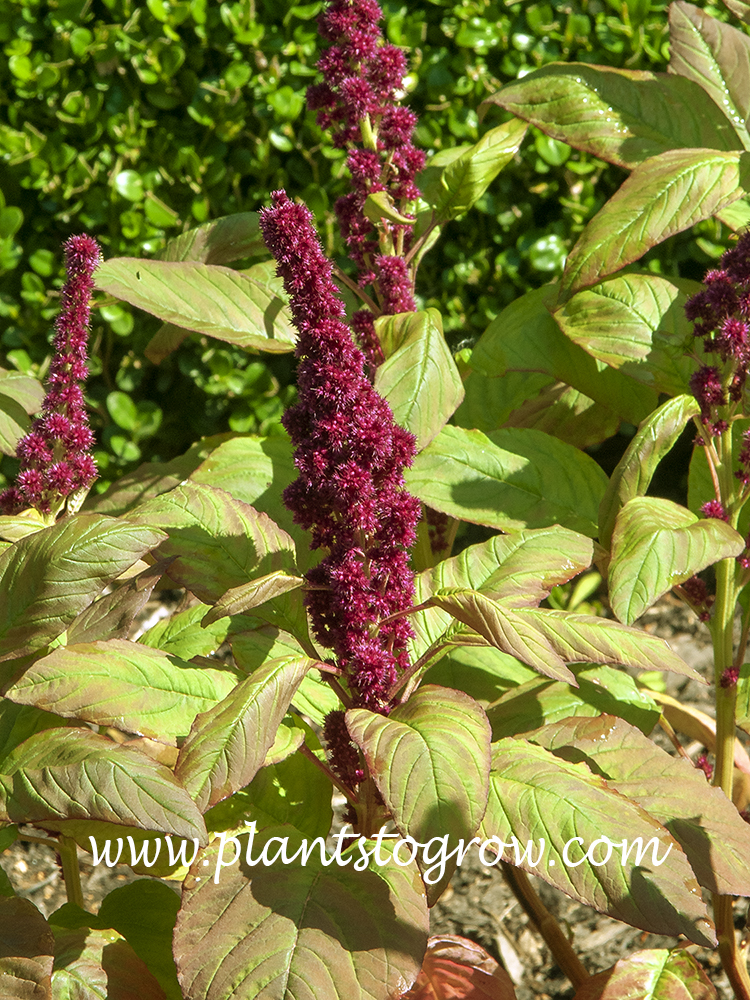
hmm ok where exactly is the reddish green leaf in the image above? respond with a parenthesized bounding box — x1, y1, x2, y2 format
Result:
(51, 926, 167, 1000)
(175, 655, 313, 812)
(470, 286, 658, 424)
(374, 309, 464, 450)
(0, 370, 44, 458)
(156, 211, 264, 264)
(94, 258, 296, 353)
(571, 949, 717, 1000)
(669, 1, 750, 145)
(599, 395, 700, 549)
(480, 739, 716, 946)
(203, 571, 304, 626)
(486, 665, 659, 740)
(0, 897, 54, 998)
(0, 729, 206, 842)
(144, 323, 191, 366)
(400, 935, 516, 1000)
(126, 481, 296, 604)
(554, 274, 697, 395)
(4, 639, 241, 743)
(173, 836, 428, 1000)
(609, 497, 744, 625)
(0, 699, 76, 763)
(0, 515, 166, 661)
(501, 382, 621, 450)
(405, 425, 608, 538)
(481, 64, 742, 169)
(535, 715, 750, 897)
(67, 560, 165, 644)
(560, 149, 750, 301)
(347, 686, 491, 901)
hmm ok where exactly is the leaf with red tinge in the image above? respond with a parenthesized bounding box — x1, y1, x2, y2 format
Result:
(571, 948, 716, 1000)
(0, 515, 166, 662)
(559, 149, 750, 301)
(203, 570, 304, 625)
(175, 655, 313, 813)
(156, 212, 265, 265)
(399, 935, 516, 1000)
(51, 926, 167, 1000)
(0, 897, 54, 1000)
(174, 834, 429, 1000)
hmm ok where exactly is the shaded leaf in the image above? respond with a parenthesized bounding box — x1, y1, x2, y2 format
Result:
(454, 370, 554, 435)
(669, 1, 750, 143)
(554, 273, 697, 395)
(609, 497, 744, 625)
(425, 646, 536, 707)
(51, 926, 166, 1000)
(4, 639, 241, 744)
(530, 715, 750, 897)
(0, 700, 76, 763)
(405, 425, 608, 538)
(374, 309, 464, 450)
(126, 481, 296, 604)
(347, 686, 491, 901)
(481, 64, 742, 169)
(173, 835, 428, 1000)
(0, 393, 31, 458)
(138, 603, 233, 659)
(175, 655, 313, 812)
(470, 286, 658, 424)
(156, 212, 265, 265)
(480, 739, 716, 947)
(571, 949, 717, 1000)
(599, 395, 700, 549)
(144, 323, 191, 366)
(487, 665, 659, 740)
(94, 258, 296, 353)
(501, 382, 621, 450)
(0, 896, 54, 999)
(67, 560, 166, 644)
(0, 728, 206, 842)
(0, 515, 166, 661)
(560, 149, 750, 301)
(400, 935, 516, 1000)
(0, 369, 44, 416)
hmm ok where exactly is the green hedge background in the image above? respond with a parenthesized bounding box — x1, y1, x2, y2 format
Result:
(0, 0, 731, 492)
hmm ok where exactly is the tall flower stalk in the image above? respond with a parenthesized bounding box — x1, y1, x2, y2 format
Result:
(685, 231, 750, 999)
(0, 235, 101, 523)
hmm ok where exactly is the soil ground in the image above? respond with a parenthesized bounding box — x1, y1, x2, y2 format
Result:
(1, 593, 747, 998)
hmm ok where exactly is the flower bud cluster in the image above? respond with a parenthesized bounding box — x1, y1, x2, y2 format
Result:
(0, 235, 100, 517)
(260, 191, 421, 714)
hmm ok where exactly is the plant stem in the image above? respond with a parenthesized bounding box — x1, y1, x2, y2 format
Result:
(298, 742, 358, 806)
(58, 834, 86, 910)
(500, 863, 589, 989)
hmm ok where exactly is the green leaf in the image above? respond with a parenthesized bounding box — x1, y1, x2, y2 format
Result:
(347, 686, 491, 902)
(157, 212, 265, 264)
(4, 639, 241, 743)
(481, 64, 743, 169)
(421, 118, 528, 222)
(67, 560, 165, 644)
(454, 370, 554, 435)
(204, 748, 332, 842)
(554, 274, 697, 395)
(405, 425, 608, 538)
(0, 514, 166, 661)
(0, 392, 31, 457)
(609, 497, 744, 625)
(559, 149, 750, 301)
(429, 589, 575, 683)
(202, 571, 304, 626)
(0, 728, 207, 842)
(0, 897, 54, 993)
(470, 286, 658, 424)
(94, 258, 296, 353)
(599, 395, 700, 549)
(530, 715, 750, 897)
(0, 368, 44, 415)
(175, 655, 313, 812)
(173, 836, 428, 1000)
(736, 663, 750, 735)
(425, 645, 536, 706)
(487, 665, 659, 739)
(572, 949, 717, 1000)
(480, 739, 715, 946)
(363, 190, 416, 225)
(126, 481, 296, 604)
(669, 1, 750, 147)
(373, 309, 464, 450)
(501, 382, 622, 450)
(139, 602, 233, 659)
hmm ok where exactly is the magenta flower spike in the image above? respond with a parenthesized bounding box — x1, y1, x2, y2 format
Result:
(259, 191, 421, 716)
(308, 0, 424, 339)
(0, 234, 101, 519)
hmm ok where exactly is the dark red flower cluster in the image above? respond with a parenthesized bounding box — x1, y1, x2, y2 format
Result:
(0, 235, 100, 516)
(259, 191, 421, 716)
(680, 574, 714, 623)
(308, 0, 424, 324)
(686, 232, 750, 432)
